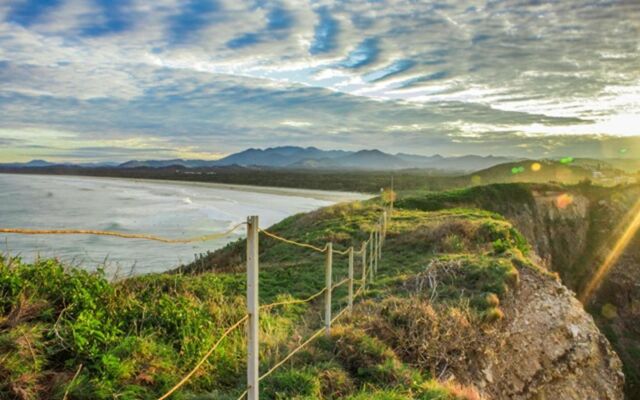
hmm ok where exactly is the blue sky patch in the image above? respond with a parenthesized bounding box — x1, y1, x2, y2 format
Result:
(81, 0, 131, 37)
(6, 0, 62, 27)
(266, 7, 293, 30)
(310, 6, 339, 54)
(340, 38, 379, 68)
(227, 33, 261, 49)
(168, 0, 220, 44)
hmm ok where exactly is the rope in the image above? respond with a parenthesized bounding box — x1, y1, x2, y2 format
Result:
(331, 278, 350, 291)
(258, 229, 328, 253)
(258, 277, 350, 312)
(158, 315, 249, 400)
(354, 281, 366, 299)
(0, 222, 246, 244)
(259, 287, 327, 311)
(332, 247, 351, 255)
(235, 275, 369, 400)
(257, 305, 350, 385)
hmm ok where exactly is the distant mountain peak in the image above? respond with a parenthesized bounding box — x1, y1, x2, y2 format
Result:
(0, 147, 520, 173)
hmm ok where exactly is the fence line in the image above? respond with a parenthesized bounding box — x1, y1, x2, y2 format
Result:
(1, 203, 390, 400)
(259, 287, 327, 311)
(235, 272, 369, 400)
(258, 228, 328, 253)
(0, 223, 246, 244)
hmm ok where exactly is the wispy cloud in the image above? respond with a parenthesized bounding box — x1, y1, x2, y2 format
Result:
(0, 0, 639, 161)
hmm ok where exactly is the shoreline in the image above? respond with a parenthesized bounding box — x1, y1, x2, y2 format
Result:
(0, 172, 373, 203)
(0, 173, 372, 274)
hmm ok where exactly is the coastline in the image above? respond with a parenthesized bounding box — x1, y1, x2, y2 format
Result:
(0, 172, 373, 203)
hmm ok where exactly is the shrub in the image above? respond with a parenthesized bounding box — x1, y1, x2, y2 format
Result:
(315, 326, 415, 387)
(360, 297, 479, 376)
(316, 363, 355, 399)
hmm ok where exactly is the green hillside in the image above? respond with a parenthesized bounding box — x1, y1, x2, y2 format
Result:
(1, 198, 538, 399)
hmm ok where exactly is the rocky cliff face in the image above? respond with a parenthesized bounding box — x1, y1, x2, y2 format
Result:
(396, 183, 639, 397)
(477, 187, 591, 278)
(463, 184, 640, 398)
(472, 267, 624, 399)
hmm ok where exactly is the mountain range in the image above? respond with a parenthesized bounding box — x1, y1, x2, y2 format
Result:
(0, 146, 518, 173)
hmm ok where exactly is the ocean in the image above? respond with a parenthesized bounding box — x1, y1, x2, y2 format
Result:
(0, 174, 368, 275)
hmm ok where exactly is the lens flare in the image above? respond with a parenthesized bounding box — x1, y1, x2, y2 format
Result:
(555, 193, 573, 209)
(531, 162, 542, 172)
(580, 198, 640, 304)
(560, 157, 574, 164)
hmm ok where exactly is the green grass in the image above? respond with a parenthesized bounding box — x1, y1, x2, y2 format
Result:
(1, 197, 548, 399)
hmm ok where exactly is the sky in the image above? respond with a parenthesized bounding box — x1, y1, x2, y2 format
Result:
(0, 0, 639, 162)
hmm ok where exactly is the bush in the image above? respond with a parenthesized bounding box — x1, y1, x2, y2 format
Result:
(316, 326, 415, 387)
(361, 297, 479, 376)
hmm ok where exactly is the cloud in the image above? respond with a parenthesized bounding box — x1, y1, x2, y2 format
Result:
(280, 120, 312, 128)
(363, 59, 416, 82)
(0, 0, 639, 162)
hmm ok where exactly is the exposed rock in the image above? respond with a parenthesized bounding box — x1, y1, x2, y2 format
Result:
(469, 268, 624, 400)
(496, 185, 640, 398)
(505, 189, 591, 274)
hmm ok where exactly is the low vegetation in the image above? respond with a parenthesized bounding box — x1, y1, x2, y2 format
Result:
(0, 195, 579, 399)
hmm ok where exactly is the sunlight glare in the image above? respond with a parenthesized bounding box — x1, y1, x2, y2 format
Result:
(580, 198, 640, 303)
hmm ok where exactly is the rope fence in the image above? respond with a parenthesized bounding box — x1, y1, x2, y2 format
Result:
(0, 205, 390, 400)
(258, 228, 328, 253)
(0, 222, 246, 244)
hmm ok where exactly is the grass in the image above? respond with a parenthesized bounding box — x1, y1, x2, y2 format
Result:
(1, 196, 553, 399)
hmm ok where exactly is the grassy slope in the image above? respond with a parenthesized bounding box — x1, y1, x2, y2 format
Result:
(0, 197, 538, 400)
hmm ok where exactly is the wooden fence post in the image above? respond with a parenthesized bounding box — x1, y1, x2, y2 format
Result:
(382, 210, 387, 243)
(373, 228, 378, 275)
(348, 247, 354, 311)
(368, 232, 374, 280)
(246, 216, 259, 400)
(378, 222, 383, 260)
(325, 243, 333, 336)
(361, 242, 367, 288)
